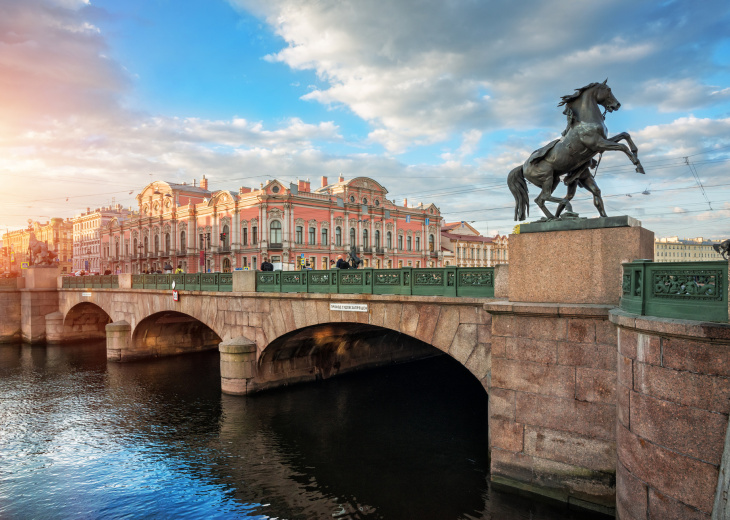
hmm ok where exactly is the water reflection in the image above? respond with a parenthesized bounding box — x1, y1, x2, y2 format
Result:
(0, 342, 608, 519)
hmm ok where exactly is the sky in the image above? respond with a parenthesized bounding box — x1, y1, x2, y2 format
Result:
(1, 0, 730, 239)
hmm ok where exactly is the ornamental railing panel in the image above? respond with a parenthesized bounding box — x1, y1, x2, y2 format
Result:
(620, 260, 728, 322)
(456, 268, 495, 298)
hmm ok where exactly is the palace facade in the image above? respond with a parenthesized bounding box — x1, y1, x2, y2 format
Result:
(440, 221, 508, 267)
(100, 175, 444, 273)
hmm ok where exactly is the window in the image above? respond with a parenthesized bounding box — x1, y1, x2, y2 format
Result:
(415, 237, 420, 251)
(363, 229, 369, 248)
(154, 235, 159, 253)
(222, 225, 229, 249)
(242, 227, 248, 246)
(309, 227, 316, 245)
(398, 260, 403, 268)
(296, 226, 303, 244)
(180, 231, 186, 250)
(350, 228, 356, 246)
(429, 234, 434, 252)
(350, 195, 355, 203)
(222, 258, 231, 273)
(362, 197, 368, 205)
(199, 234, 205, 250)
(407, 236, 412, 251)
(387, 232, 392, 249)
(165, 233, 170, 253)
(270, 221, 282, 243)
(252, 227, 258, 245)
(398, 235, 403, 250)
(322, 228, 328, 246)
(375, 230, 380, 249)
(335, 226, 342, 246)
(144, 236, 149, 254)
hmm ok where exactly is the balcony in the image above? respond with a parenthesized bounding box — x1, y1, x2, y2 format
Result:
(268, 243, 283, 250)
(362, 246, 372, 253)
(220, 245, 231, 253)
(376, 247, 385, 254)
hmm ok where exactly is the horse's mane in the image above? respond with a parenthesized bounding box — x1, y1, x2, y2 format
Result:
(558, 81, 602, 107)
(558, 81, 603, 136)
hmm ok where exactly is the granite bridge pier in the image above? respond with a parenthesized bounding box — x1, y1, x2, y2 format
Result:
(2, 217, 730, 519)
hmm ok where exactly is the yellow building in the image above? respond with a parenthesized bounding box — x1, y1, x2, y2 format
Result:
(654, 236, 725, 262)
(2, 219, 73, 274)
(440, 221, 508, 267)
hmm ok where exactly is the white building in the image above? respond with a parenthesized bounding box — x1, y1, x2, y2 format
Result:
(654, 236, 725, 262)
(72, 205, 135, 273)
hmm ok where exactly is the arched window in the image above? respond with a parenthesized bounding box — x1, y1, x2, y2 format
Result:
(407, 236, 412, 251)
(321, 228, 328, 246)
(387, 231, 392, 249)
(114, 239, 119, 257)
(165, 233, 170, 253)
(180, 231, 186, 251)
(222, 225, 229, 249)
(154, 234, 159, 253)
(375, 230, 380, 248)
(222, 257, 231, 273)
(429, 234, 434, 252)
(309, 226, 316, 245)
(350, 228, 356, 246)
(415, 236, 420, 251)
(270, 221, 282, 243)
(295, 226, 303, 244)
(144, 236, 149, 255)
(133, 238, 138, 256)
(398, 234, 403, 250)
(335, 226, 342, 246)
(362, 229, 369, 248)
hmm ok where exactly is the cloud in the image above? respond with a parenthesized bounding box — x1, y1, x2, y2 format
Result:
(231, 0, 730, 152)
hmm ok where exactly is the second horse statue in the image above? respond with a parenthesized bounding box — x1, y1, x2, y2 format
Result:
(508, 79, 645, 222)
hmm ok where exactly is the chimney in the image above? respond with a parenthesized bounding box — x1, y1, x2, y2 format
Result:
(403, 198, 408, 207)
(239, 186, 252, 194)
(298, 179, 307, 192)
(200, 175, 208, 191)
(321, 176, 328, 188)
(338, 174, 344, 182)
(193, 179, 196, 187)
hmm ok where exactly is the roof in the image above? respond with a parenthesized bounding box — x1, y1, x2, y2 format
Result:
(441, 231, 495, 243)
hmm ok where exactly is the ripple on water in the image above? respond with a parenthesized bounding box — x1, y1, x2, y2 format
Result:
(0, 343, 609, 520)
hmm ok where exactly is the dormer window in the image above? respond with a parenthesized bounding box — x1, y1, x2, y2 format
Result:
(350, 195, 355, 203)
(272, 185, 280, 194)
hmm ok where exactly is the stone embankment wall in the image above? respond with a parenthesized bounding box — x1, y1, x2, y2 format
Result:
(485, 301, 618, 514)
(0, 289, 21, 342)
(610, 310, 730, 520)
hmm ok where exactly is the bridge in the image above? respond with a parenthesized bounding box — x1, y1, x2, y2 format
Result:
(54, 270, 494, 395)
(3, 221, 730, 519)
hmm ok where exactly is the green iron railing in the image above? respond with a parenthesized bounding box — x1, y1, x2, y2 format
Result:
(256, 267, 495, 298)
(62, 275, 119, 289)
(620, 260, 728, 323)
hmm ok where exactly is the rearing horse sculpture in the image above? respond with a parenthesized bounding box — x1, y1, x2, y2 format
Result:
(508, 80, 644, 221)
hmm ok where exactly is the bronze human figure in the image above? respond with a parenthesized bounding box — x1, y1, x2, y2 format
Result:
(508, 79, 644, 221)
(713, 239, 730, 260)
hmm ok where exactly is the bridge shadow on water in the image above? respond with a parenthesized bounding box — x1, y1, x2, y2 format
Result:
(0, 341, 609, 520)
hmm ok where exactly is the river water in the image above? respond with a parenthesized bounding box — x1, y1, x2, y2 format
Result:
(0, 342, 608, 519)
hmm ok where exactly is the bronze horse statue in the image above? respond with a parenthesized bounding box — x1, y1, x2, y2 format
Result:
(508, 80, 644, 221)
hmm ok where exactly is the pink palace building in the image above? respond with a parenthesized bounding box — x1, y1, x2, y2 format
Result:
(100, 175, 444, 274)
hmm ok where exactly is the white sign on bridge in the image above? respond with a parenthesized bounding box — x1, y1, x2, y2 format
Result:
(329, 303, 368, 313)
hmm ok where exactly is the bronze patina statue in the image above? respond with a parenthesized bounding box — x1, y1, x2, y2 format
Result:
(348, 245, 363, 269)
(27, 232, 58, 267)
(508, 79, 645, 221)
(713, 239, 730, 260)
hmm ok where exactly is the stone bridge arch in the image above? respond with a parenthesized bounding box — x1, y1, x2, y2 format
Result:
(129, 311, 222, 360)
(221, 296, 492, 396)
(60, 302, 112, 343)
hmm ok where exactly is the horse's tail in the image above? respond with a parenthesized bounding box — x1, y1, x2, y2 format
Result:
(507, 165, 529, 221)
